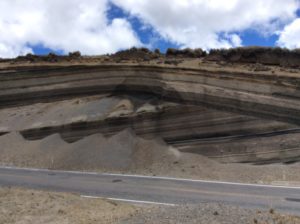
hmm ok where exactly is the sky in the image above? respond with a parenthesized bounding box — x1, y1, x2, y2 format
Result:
(0, 0, 300, 58)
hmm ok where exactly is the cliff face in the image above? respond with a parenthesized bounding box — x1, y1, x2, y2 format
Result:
(2, 64, 300, 122)
(1, 48, 300, 164)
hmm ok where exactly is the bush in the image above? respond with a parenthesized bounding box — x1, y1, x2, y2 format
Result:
(69, 51, 81, 58)
(166, 48, 206, 58)
(166, 48, 178, 56)
(154, 48, 161, 54)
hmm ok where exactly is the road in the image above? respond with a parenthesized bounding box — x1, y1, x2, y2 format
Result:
(0, 167, 300, 215)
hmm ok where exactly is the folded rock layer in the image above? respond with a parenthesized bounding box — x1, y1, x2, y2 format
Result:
(1, 50, 300, 163)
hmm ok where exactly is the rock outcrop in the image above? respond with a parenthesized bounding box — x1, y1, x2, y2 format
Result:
(1, 47, 300, 164)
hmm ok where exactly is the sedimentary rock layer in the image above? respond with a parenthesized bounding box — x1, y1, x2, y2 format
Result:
(1, 53, 300, 163)
(1, 64, 300, 125)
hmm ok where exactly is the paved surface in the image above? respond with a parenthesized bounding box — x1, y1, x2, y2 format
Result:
(0, 167, 300, 215)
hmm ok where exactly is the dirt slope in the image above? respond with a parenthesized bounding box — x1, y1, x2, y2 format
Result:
(0, 129, 177, 172)
(1, 130, 300, 184)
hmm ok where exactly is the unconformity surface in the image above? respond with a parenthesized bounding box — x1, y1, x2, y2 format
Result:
(1, 47, 300, 164)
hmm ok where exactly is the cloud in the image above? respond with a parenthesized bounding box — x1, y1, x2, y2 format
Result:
(277, 18, 300, 48)
(112, 0, 299, 50)
(1, 0, 299, 58)
(229, 34, 242, 47)
(0, 0, 141, 58)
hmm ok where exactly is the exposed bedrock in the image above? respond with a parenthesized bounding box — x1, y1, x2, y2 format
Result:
(1, 65, 300, 125)
(1, 63, 300, 163)
(19, 103, 300, 164)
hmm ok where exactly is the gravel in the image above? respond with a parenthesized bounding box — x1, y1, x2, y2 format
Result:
(122, 203, 300, 224)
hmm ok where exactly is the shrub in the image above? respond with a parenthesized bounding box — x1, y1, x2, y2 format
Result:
(69, 51, 81, 58)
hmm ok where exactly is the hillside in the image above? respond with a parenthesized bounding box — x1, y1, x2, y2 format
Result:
(1, 47, 300, 182)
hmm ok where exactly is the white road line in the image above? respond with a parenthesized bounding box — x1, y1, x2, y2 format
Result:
(1, 166, 300, 189)
(80, 195, 176, 206)
(100, 173, 300, 189)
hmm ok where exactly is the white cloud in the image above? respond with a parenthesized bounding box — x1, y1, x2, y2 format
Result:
(0, 0, 141, 58)
(0, 43, 33, 59)
(230, 34, 242, 47)
(1, 0, 299, 58)
(277, 18, 300, 48)
(112, 0, 299, 50)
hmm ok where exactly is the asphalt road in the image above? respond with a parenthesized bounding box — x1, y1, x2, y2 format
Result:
(0, 167, 300, 215)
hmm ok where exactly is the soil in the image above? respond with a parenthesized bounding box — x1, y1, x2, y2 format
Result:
(1, 130, 300, 185)
(124, 203, 300, 224)
(1, 187, 299, 224)
(0, 130, 177, 172)
(0, 187, 138, 224)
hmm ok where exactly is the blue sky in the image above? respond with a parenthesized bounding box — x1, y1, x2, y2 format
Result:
(105, 2, 300, 51)
(0, 0, 300, 58)
(106, 2, 180, 52)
